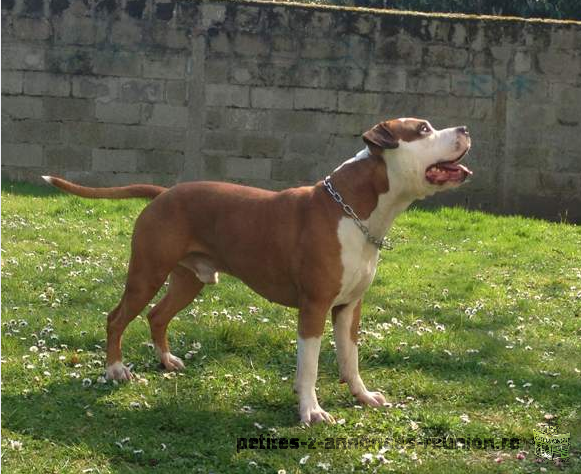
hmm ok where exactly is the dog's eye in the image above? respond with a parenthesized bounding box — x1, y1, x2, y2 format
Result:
(419, 124, 431, 134)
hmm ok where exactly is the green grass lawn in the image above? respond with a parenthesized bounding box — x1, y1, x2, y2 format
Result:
(2, 181, 580, 473)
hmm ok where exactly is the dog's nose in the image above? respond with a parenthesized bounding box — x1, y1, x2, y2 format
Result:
(457, 126, 469, 136)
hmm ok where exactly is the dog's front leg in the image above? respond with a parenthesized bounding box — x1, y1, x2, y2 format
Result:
(332, 300, 387, 407)
(294, 302, 335, 425)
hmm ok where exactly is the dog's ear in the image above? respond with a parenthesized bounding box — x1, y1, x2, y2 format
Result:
(362, 121, 399, 154)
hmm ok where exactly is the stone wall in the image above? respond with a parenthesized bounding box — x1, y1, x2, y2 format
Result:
(2, 0, 580, 221)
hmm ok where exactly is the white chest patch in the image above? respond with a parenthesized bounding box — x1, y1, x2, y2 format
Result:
(333, 217, 379, 306)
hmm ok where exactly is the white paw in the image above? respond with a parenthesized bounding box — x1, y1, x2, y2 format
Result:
(160, 352, 185, 371)
(106, 361, 133, 381)
(355, 390, 387, 407)
(300, 403, 336, 426)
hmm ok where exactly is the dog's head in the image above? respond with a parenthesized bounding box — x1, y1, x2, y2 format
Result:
(363, 118, 472, 198)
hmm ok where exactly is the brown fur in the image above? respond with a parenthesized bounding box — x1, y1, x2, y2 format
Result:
(44, 135, 391, 369)
(363, 118, 428, 154)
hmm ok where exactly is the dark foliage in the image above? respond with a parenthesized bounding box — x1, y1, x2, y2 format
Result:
(339, 0, 580, 20)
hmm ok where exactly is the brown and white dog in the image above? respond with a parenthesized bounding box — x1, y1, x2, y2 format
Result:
(43, 117, 472, 425)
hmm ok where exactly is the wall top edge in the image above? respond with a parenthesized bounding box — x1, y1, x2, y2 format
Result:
(218, 0, 581, 26)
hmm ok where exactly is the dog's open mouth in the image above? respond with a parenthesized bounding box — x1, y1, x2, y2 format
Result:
(426, 149, 473, 185)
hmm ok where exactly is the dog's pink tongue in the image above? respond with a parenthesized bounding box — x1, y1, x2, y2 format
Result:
(440, 162, 473, 175)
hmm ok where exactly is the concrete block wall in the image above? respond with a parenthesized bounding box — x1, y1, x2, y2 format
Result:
(2, 0, 581, 221)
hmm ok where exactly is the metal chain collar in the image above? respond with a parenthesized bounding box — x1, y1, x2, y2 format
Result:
(323, 176, 392, 251)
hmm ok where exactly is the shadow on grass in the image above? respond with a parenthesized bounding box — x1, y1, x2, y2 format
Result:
(1, 377, 298, 472)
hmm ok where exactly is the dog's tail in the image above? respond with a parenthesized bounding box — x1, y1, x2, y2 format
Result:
(42, 176, 167, 200)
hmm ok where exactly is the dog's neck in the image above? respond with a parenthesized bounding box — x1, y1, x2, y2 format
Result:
(327, 148, 415, 242)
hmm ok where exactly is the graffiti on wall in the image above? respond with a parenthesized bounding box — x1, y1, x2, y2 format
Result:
(458, 74, 536, 99)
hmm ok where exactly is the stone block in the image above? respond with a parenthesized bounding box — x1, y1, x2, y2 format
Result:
(513, 194, 581, 222)
(513, 50, 532, 74)
(155, 2, 175, 21)
(233, 34, 270, 57)
(43, 97, 95, 121)
(95, 102, 141, 124)
(233, 6, 263, 33)
(506, 102, 556, 128)
(24, 71, 71, 97)
(2, 143, 43, 167)
(142, 55, 188, 79)
(202, 131, 240, 153)
(72, 76, 118, 100)
(208, 32, 232, 55)
(328, 135, 359, 160)
(299, 39, 347, 60)
(550, 26, 577, 49)
(141, 104, 188, 128)
(119, 78, 164, 103)
(226, 108, 272, 131)
(154, 27, 190, 50)
(61, 122, 184, 151)
(374, 36, 422, 66)
(205, 84, 250, 108)
(271, 110, 317, 133)
(45, 145, 93, 171)
(2, 71, 23, 94)
(60, 122, 106, 148)
(201, 2, 226, 28)
(201, 154, 225, 180)
(13, 18, 51, 41)
(334, 113, 376, 135)
(110, 20, 143, 46)
(5, 119, 62, 144)
(240, 133, 283, 158)
(92, 148, 139, 172)
(93, 50, 142, 77)
(323, 67, 365, 91)
(224, 157, 272, 180)
(250, 87, 293, 110)
(550, 83, 581, 105)
(146, 126, 187, 151)
(271, 36, 298, 58)
(2, 44, 45, 71)
(287, 133, 328, 156)
(294, 88, 337, 112)
(364, 67, 407, 93)
(424, 46, 469, 69)
(537, 50, 580, 81)
(556, 104, 581, 126)
(337, 92, 383, 114)
(165, 80, 189, 106)
(1, 96, 43, 119)
(45, 48, 94, 75)
(273, 110, 338, 134)
(407, 72, 451, 95)
(205, 59, 230, 84)
(272, 158, 318, 182)
(137, 150, 184, 173)
(54, 16, 108, 45)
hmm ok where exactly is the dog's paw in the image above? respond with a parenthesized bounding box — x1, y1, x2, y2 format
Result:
(300, 404, 336, 426)
(160, 352, 185, 371)
(106, 361, 133, 381)
(355, 390, 387, 407)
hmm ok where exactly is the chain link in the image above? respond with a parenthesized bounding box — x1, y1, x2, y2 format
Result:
(323, 176, 392, 251)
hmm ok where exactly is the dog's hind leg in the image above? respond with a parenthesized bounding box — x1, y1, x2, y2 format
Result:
(106, 257, 171, 381)
(147, 265, 204, 371)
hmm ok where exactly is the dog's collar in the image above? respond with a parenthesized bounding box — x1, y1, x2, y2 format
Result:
(323, 176, 392, 251)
